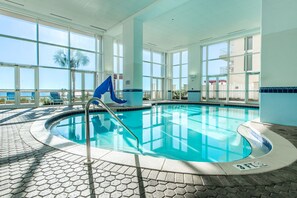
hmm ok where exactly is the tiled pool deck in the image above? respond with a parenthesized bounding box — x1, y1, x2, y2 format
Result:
(1, 107, 297, 197)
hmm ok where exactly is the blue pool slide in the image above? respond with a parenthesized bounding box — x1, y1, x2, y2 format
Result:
(93, 76, 127, 104)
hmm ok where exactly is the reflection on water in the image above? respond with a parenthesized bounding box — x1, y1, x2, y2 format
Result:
(50, 104, 259, 162)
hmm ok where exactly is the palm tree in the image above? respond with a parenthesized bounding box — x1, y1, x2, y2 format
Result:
(53, 50, 90, 103)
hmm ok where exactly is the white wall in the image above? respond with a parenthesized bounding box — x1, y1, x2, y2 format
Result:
(188, 43, 201, 91)
(261, 0, 297, 87)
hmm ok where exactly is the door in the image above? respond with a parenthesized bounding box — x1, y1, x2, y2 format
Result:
(152, 78, 163, 100)
(207, 75, 227, 102)
(18, 67, 37, 107)
(0, 66, 37, 108)
(0, 66, 16, 108)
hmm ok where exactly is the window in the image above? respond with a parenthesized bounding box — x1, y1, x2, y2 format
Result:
(0, 11, 101, 107)
(172, 50, 188, 100)
(202, 34, 261, 103)
(0, 37, 37, 65)
(113, 40, 124, 98)
(142, 49, 165, 100)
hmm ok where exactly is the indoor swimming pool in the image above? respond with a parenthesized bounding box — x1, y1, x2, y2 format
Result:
(50, 104, 260, 162)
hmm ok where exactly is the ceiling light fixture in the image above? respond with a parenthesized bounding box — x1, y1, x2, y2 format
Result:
(4, 0, 24, 6)
(147, 42, 157, 46)
(50, 13, 72, 21)
(90, 25, 106, 32)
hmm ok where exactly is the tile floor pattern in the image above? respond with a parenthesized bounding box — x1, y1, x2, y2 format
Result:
(1, 107, 297, 198)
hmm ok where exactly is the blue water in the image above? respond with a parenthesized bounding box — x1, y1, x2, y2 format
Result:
(50, 104, 259, 162)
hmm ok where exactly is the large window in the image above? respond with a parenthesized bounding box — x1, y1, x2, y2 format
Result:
(202, 34, 260, 103)
(0, 11, 101, 107)
(113, 40, 123, 98)
(172, 51, 188, 100)
(143, 49, 165, 100)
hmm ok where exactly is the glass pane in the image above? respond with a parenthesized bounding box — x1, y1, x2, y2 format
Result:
(39, 68, 69, 90)
(39, 44, 68, 68)
(0, 37, 37, 65)
(119, 79, 123, 90)
(70, 50, 96, 71)
(230, 38, 245, 56)
(172, 79, 180, 90)
(202, 61, 207, 76)
(39, 24, 68, 46)
(208, 77, 216, 100)
(208, 60, 228, 75)
(182, 51, 188, 64)
(143, 50, 150, 62)
(70, 32, 95, 51)
(229, 56, 245, 74)
(119, 44, 123, 57)
(0, 91, 15, 105)
(113, 57, 118, 73)
(0, 66, 14, 89)
(40, 91, 67, 106)
(173, 66, 180, 78)
(20, 68, 34, 89)
(75, 72, 82, 90)
(119, 57, 123, 73)
(143, 62, 151, 76)
(153, 64, 162, 77)
(85, 73, 94, 90)
(143, 77, 151, 91)
(113, 42, 118, 56)
(248, 74, 259, 102)
(20, 92, 35, 104)
(218, 76, 227, 101)
(247, 36, 253, 51)
(253, 34, 261, 53)
(181, 78, 188, 90)
(153, 52, 162, 64)
(229, 74, 245, 102)
(181, 64, 188, 78)
(173, 52, 180, 65)
(0, 14, 36, 40)
(202, 46, 207, 61)
(247, 53, 260, 72)
(208, 42, 228, 60)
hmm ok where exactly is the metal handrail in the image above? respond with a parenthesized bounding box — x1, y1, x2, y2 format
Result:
(84, 97, 140, 164)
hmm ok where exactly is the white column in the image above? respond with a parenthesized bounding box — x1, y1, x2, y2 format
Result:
(123, 18, 143, 106)
(261, 0, 297, 126)
(188, 43, 201, 102)
(102, 35, 114, 103)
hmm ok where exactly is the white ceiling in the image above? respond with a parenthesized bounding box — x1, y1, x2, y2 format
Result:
(0, 0, 261, 51)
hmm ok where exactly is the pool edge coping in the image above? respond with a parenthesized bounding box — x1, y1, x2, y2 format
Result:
(30, 107, 297, 176)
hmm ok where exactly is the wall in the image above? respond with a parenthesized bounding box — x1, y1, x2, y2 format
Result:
(260, 0, 297, 126)
(188, 43, 201, 102)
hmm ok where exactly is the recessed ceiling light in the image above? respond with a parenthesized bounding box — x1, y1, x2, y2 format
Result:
(90, 25, 106, 32)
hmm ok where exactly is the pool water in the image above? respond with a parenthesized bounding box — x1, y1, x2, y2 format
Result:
(50, 104, 259, 162)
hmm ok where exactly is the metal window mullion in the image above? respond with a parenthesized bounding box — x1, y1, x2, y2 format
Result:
(68, 28, 72, 105)
(206, 46, 209, 101)
(226, 40, 230, 103)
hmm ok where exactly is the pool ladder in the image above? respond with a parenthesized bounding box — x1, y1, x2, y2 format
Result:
(84, 97, 140, 164)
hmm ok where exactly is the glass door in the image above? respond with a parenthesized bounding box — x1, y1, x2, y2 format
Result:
(247, 73, 260, 104)
(207, 75, 227, 102)
(18, 67, 37, 107)
(152, 78, 163, 100)
(0, 66, 16, 108)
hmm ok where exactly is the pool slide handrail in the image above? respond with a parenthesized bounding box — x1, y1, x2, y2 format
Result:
(84, 97, 140, 164)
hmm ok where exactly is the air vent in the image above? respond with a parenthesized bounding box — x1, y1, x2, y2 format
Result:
(147, 42, 157, 46)
(200, 37, 213, 42)
(4, 0, 24, 6)
(50, 13, 72, 21)
(90, 25, 106, 32)
(227, 29, 246, 35)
